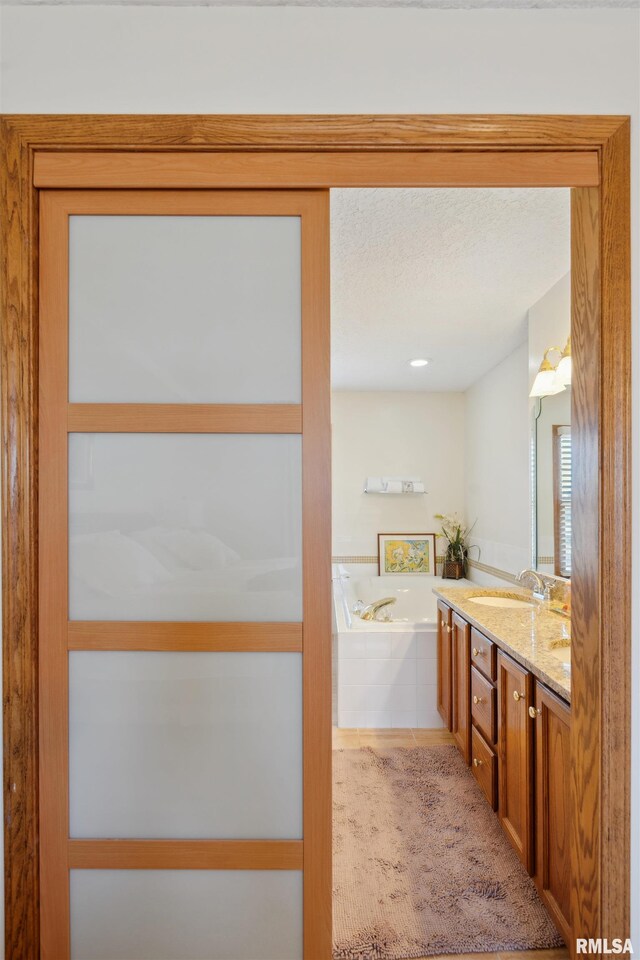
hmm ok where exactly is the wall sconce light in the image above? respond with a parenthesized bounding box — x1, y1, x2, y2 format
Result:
(529, 346, 566, 398)
(555, 336, 572, 387)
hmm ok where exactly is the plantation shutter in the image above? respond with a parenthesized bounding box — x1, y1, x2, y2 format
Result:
(553, 424, 572, 578)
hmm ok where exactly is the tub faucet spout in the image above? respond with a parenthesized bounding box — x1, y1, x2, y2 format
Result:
(360, 597, 397, 621)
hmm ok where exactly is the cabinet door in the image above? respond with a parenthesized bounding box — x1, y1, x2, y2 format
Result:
(452, 612, 471, 764)
(534, 681, 572, 944)
(437, 601, 453, 729)
(497, 651, 534, 872)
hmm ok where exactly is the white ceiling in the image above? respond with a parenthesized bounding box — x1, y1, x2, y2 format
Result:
(330, 187, 569, 392)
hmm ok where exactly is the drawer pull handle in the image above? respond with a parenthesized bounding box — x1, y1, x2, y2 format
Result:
(473, 695, 484, 705)
(513, 690, 525, 702)
(473, 757, 483, 767)
(529, 706, 541, 718)
(472, 647, 484, 657)
(446, 625, 452, 634)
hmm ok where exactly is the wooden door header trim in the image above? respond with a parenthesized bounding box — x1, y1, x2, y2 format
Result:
(1, 113, 628, 150)
(34, 150, 599, 188)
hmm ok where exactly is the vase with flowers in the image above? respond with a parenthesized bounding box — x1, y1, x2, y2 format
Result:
(434, 512, 475, 579)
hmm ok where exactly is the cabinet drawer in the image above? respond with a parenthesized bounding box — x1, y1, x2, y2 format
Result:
(471, 665, 496, 744)
(471, 726, 497, 810)
(470, 628, 496, 681)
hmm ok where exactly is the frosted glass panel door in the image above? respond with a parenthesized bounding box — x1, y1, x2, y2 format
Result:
(68, 433, 302, 621)
(70, 870, 304, 960)
(39, 190, 330, 960)
(69, 215, 301, 403)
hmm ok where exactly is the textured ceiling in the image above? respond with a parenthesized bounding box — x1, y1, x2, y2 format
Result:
(331, 187, 569, 392)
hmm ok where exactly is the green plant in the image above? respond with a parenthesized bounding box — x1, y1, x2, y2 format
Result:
(434, 513, 475, 562)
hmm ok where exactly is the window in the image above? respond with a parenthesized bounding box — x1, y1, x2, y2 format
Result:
(553, 424, 572, 578)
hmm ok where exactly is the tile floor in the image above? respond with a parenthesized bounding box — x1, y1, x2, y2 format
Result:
(333, 726, 455, 749)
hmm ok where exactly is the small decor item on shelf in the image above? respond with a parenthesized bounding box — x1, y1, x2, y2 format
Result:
(435, 512, 475, 580)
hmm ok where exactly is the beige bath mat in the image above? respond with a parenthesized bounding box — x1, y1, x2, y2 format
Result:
(333, 744, 564, 959)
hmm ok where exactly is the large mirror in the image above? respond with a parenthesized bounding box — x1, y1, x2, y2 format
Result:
(529, 272, 571, 579)
(533, 391, 571, 576)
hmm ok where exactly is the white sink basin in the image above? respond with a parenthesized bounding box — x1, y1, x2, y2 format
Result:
(467, 595, 535, 610)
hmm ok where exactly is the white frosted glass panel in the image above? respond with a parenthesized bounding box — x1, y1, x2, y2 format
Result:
(69, 652, 302, 838)
(68, 433, 302, 621)
(70, 870, 302, 960)
(69, 215, 301, 403)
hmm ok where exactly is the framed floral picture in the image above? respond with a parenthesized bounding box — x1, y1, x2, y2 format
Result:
(377, 533, 437, 576)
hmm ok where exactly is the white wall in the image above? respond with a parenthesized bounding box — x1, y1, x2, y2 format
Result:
(1, 3, 638, 941)
(0, 7, 637, 116)
(332, 391, 465, 558)
(464, 342, 531, 580)
(528, 272, 571, 392)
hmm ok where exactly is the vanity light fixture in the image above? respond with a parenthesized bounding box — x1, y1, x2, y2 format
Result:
(409, 358, 430, 367)
(555, 336, 572, 387)
(529, 346, 566, 398)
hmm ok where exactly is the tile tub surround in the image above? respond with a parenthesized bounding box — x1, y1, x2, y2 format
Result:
(433, 585, 571, 701)
(337, 628, 444, 729)
(332, 569, 475, 729)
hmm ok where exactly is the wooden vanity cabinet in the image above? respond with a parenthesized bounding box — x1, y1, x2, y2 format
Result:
(451, 612, 471, 764)
(533, 680, 572, 944)
(435, 602, 572, 933)
(437, 600, 453, 729)
(497, 650, 534, 873)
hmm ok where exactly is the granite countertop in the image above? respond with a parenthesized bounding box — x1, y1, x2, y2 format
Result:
(432, 585, 571, 703)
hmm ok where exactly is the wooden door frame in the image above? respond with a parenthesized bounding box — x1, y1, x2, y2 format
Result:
(0, 114, 630, 959)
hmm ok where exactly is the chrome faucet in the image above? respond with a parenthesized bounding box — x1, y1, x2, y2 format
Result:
(360, 597, 397, 621)
(516, 569, 547, 601)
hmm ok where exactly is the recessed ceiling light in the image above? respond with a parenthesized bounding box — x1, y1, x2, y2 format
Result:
(409, 358, 430, 368)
